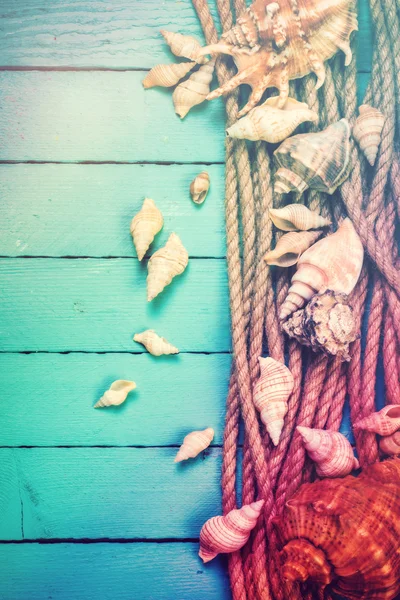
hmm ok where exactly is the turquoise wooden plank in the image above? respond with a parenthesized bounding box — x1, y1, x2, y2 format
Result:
(0, 164, 226, 258)
(0, 543, 230, 600)
(0, 448, 225, 540)
(0, 258, 230, 352)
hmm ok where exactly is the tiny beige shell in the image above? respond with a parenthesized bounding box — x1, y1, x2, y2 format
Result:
(94, 380, 136, 408)
(269, 205, 331, 231)
(352, 104, 385, 166)
(142, 62, 196, 89)
(175, 427, 214, 462)
(161, 30, 207, 64)
(133, 329, 179, 356)
(190, 172, 210, 204)
(264, 230, 322, 267)
(173, 58, 216, 119)
(130, 198, 163, 261)
(147, 232, 189, 301)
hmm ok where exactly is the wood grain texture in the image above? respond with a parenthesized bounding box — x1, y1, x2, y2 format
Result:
(0, 164, 226, 258)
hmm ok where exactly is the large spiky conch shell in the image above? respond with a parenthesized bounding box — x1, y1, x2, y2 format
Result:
(147, 232, 189, 301)
(130, 198, 163, 260)
(226, 96, 318, 143)
(269, 205, 331, 232)
(94, 380, 136, 408)
(174, 428, 214, 463)
(133, 329, 179, 356)
(253, 357, 294, 445)
(379, 431, 400, 456)
(275, 459, 400, 599)
(353, 405, 400, 437)
(280, 218, 364, 320)
(274, 119, 351, 195)
(160, 30, 207, 64)
(264, 231, 322, 267)
(173, 58, 216, 118)
(297, 427, 359, 478)
(190, 171, 210, 204)
(199, 500, 265, 562)
(142, 61, 196, 89)
(352, 104, 385, 166)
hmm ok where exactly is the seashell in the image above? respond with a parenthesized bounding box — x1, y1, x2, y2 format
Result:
(353, 405, 400, 437)
(174, 427, 214, 462)
(275, 459, 400, 599)
(274, 120, 351, 195)
(352, 104, 385, 166)
(379, 431, 400, 456)
(297, 426, 359, 478)
(130, 198, 163, 261)
(269, 205, 331, 232)
(264, 231, 322, 267)
(94, 380, 136, 408)
(199, 499, 265, 562)
(142, 62, 196, 89)
(280, 218, 364, 320)
(160, 30, 207, 64)
(190, 171, 210, 204)
(133, 329, 179, 356)
(173, 58, 216, 118)
(147, 232, 189, 301)
(226, 96, 318, 143)
(253, 357, 294, 445)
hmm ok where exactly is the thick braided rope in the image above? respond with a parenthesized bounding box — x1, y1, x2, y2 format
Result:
(326, 362, 348, 431)
(383, 310, 400, 405)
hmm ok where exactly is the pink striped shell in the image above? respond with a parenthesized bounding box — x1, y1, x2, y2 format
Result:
(297, 427, 359, 478)
(379, 431, 400, 455)
(353, 405, 400, 437)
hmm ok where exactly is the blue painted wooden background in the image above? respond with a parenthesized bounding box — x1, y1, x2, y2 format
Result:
(0, 1, 372, 598)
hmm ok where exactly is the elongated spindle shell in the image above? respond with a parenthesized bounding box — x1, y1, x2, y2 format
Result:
(130, 198, 163, 260)
(147, 232, 189, 301)
(264, 231, 322, 267)
(297, 426, 359, 477)
(269, 205, 331, 232)
(352, 104, 384, 166)
(173, 59, 216, 118)
(190, 171, 210, 204)
(133, 330, 179, 356)
(354, 405, 400, 436)
(142, 62, 196, 89)
(94, 380, 136, 408)
(174, 428, 214, 462)
(161, 30, 207, 63)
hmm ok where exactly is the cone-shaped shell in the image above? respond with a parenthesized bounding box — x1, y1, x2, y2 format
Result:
(174, 427, 214, 462)
(226, 96, 318, 143)
(354, 405, 400, 437)
(133, 330, 179, 356)
(269, 205, 331, 232)
(147, 232, 189, 301)
(142, 62, 196, 89)
(352, 104, 384, 166)
(94, 380, 136, 408)
(265, 231, 322, 267)
(297, 427, 359, 477)
(160, 30, 207, 64)
(253, 357, 294, 445)
(379, 431, 400, 456)
(190, 171, 210, 204)
(130, 198, 163, 260)
(280, 218, 364, 320)
(173, 59, 216, 118)
(199, 499, 265, 562)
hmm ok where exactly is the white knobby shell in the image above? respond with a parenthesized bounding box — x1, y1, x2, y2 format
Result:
(174, 427, 214, 462)
(190, 171, 210, 204)
(147, 232, 189, 301)
(142, 62, 196, 89)
(130, 198, 163, 260)
(160, 30, 207, 64)
(269, 205, 331, 231)
(264, 231, 322, 267)
(352, 104, 385, 166)
(94, 380, 136, 408)
(133, 329, 179, 356)
(173, 58, 216, 119)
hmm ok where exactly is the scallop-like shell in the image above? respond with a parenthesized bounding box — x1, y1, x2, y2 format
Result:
(264, 231, 322, 267)
(190, 171, 210, 204)
(352, 104, 385, 166)
(275, 459, 400, 599)
(273, 120, 351, 195)
(94, 380, 136, 408)
(269, 205, 331, 232)
(199, 499, 265, 563)
(226, 96, 318, 143)
(353, 405, 400, 437)
(147, 232, 189, 301)
(297, 427, 359, 478)
(133, 330, 179, 356)
(142, 62, 196, 89)
(253, 357, 294, 446)
(379, 431, 400, 456)
(174, 427, 214, 462)
(173, 58, 216, 118)
(160, 30, 207, 64)
(280, 218, 364, 320)
(130, 198, 163, 260)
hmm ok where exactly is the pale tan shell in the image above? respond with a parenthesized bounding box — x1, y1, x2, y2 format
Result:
(161, 30, 207, 64)
(94, 380, 136, 408)
(264, 230, 322, 267)
(269, 205, 331, 232)
(174, 427, 214, 462)
(352, 104, 385, 166)
(190, 171, 210, 204)
(173, 58, 216, 118)
(147, 232, 189, 301)
(130, 198, 163, 260)
(142, 62, 196, 89)
(297, 426, 359, 478)
(133, 330, 179, 356)
(226, 96, 318, 143)
(379, 431, 400, 455)
(280, 218, 364, 320)
(353, 405, 400, 437)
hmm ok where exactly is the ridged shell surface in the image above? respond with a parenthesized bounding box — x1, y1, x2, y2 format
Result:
(147, 233, 189, 301)
(94, 380, 136, 408)
(173, 59, 216, 118)
(142, 62, 196, 88)
(269, 205, 331, 231)
(354, 405, 400, 437)
(174, 428, 214, 462)
(353, 104, 385, 166)
(297, 427, 359, 477)
(380, 432, 400, 456)
(130, 198, 163, 260)
(161, 30, 207, 63)
(133, 330, 179, 356)
(264, 230, 321, 267)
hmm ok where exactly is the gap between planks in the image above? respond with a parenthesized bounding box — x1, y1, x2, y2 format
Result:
(0, 160, 225, 166)
(0, 66, 372, 74)
(0, 537, 199, 544)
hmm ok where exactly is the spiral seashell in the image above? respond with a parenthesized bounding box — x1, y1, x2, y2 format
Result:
(142, 62, 196, 89)
(226, 96, 318, 143)
(160, 30, 207, 63)
(173, 58, 216, 118)
(94, 380, 136, 408)
(379, 431, 400, 456)
(280, 218, 364, 320)
(147, 232, 189, 301)
(264, 231, 322, 267)
(133, 330, 179, 356)
(199, 499, 265, 562)
(130, 198, 163, 260)
(253, 357, 294, 446)
(352, 104, 385, 166)
(190, 171, 210, 204)
(274, 120, 351, 195)
(297, 427, 359, 478)
(269, 205, 331, 232)
(174, 427, 214, 462)
(353, 405, 400, 437)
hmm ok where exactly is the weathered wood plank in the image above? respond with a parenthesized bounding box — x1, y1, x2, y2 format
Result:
(0, 164, 226, 258)
(0, 258, 230, 352)
(0, 543, 231, 600)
